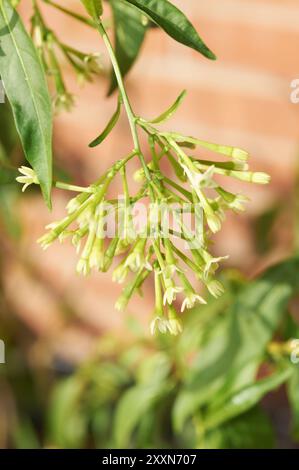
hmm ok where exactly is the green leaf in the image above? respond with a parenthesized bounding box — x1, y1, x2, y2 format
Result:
(0, 101, 19, 155)
(80, 0, 102, 19)
(0, 0, 53, 207)
(173, 257, 299, 432)
(203, 368, 292, 431)
(136, 352, 171, 385)
(285, 316, 299, 441)
(13, 417, 40, 449)
(125, 0, 216, 60)
(44, 0, 95, 27)
(288, 366, 299, 441)
(89, 98, 121, 147)
(0, 185, 21, 238)
(47, 377, 87, 448)
(109, 0, 147, 95)
(149, 89, 186, 124)
(114, 381, 172, 447)
(200, 406, 274, 449)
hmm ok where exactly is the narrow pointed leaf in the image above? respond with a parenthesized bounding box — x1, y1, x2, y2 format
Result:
(109, 0, 147, 95)
(80, 0, 102, 19)
(204, 368, 292, 431)
(44, 0, 94, 27)
(149, 89, 186, 124)
(125, 0, 216, 60)
(89, 98, 121, 147)
(0, 0, 52, 206)
(173, 257, 299, 432)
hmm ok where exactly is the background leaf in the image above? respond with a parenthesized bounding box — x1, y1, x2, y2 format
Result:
(89, 98, 121, 147)
(47, 377, 87, 448)
(203, 367, 292, 431)
(125, 0, 216, 60)
(80, 0, 102, 19)
(109, 0, 147, 95)
(173, 257, 299, 432)
(0, 0, 53, 206)
(149, 90, 187, 124)
(200, 406, 274, 449)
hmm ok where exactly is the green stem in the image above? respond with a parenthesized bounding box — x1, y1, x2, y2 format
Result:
(96, 21, 153, 189)
(54, 182, 92, 193)
(42, 0, 95, 27)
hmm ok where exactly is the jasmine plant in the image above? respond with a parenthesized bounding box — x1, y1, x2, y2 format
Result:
(1, 0, 270, 334)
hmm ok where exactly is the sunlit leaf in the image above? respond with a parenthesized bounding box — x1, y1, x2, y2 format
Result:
(199, 406, 274, 449)
(125, 0, 216, 60)
(173, 257, 299, 432)
(114, 381, 172, 447)
(203, 367, 292, 431)
(149, 90, 186, 124)
(0, 0, 53, 207)
(80, 0, 102, 19)
(47, 377, 87, 448)
(89, 98, 121, 147)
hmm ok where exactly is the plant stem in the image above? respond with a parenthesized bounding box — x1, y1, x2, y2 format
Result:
(54, 182, 92, 192)
(96, 21, 153, 189)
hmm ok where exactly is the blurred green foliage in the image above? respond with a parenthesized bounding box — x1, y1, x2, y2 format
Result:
(1, 259, 299, 449)
(0, 79, 299, 451)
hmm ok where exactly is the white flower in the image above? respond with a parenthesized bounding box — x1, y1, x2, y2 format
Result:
(115, 295, 129, 312)
(77, 206, 94, 228)
(150, 316, 183, 336)
(206, 280, 224, 298)
(150, 316, 169, 335)
(229, 194, 249, 212)
(112, 264, 129, 284)
(58, 231, 72, 242)
(252, 172, 271, 184)
(76, 258, 90, 276)
(203, 253, 229, 280)
(181, 164, 222, 233)
(66, 196, 82, 214)
(124, 239, 152, 273)
(124, 252, 141, 272)
(181, 292, 206, 312)
(125, 251, 152, 272)
(231, 147, 249, 163)
(159, 264, 183, 278)
(167, 318, 183, 336)
(53, 92, 74, 112)
(89, 240, 105, 270)
(163, 286, 183, 305)
(221, 194, 249, 213)
(83, 52, 102, 74)
(16, 166, 39, 192)
(181, 164, 216, 194)
(205, 211, 222, 233)
(37, 231, 57, 250)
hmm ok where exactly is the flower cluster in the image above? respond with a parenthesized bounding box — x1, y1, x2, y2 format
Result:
(18, 10, 271, 335)
(31, 0, 102, 111)
(17, 96, 270, 335)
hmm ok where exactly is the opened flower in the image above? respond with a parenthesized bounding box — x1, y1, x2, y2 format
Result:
(16, 166, 39, 192)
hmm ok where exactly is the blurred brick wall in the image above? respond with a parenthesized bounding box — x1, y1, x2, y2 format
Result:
(4, 0, 299, 361)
